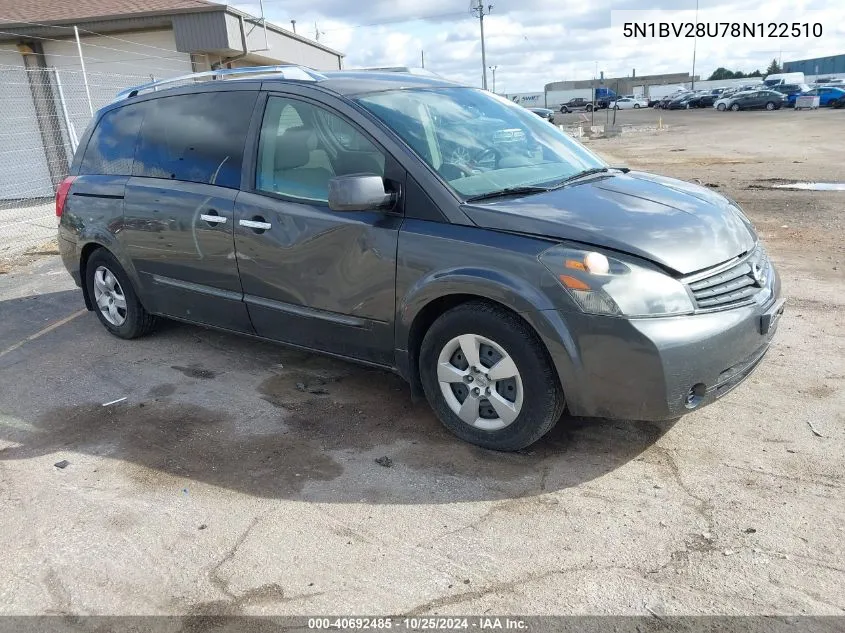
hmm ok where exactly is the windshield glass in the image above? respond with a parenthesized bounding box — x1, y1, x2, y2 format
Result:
(355, 87, 605, 198)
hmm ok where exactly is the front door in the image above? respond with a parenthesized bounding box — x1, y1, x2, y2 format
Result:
(121, 90, 258, 332)
(233, 94, 404, 366)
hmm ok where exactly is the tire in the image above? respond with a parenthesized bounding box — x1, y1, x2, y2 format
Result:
(717, 103, 726, 111)
(765, 101, 775, 111)
(419, 301, 565, 451)
(613, 105, 619, 110)
(85, 248, 156, 339)
(634, 103, 640, 109)
(585, 104, 593, 112)
(730, 103, 740, 111)
(560, 107, 568, 113)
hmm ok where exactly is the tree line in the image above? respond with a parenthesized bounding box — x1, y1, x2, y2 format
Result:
(707, 59, 783, 81)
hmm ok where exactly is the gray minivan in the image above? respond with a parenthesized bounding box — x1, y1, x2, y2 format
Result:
(57, 66, 784, 451)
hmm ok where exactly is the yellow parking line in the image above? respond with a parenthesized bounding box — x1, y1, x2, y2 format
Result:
(0, 309, 86, 360)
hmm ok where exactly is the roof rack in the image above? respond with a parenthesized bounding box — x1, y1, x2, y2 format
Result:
(114, 65, 327, 101)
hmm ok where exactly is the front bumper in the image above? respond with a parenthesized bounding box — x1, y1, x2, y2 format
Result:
(538, 273, 784, 421)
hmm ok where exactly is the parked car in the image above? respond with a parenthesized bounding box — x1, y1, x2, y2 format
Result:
(528, 107, 555, 122)
(714, 91, 742, 110)
(559, 97, 593, 113)
(774, 83, 810, 107)
(801, 86, 845, 107)
(611, 96, 648, 109)
(832, 94, 845, 109)
(57, 66, 783, 451)
(686, 93, 718, 108)
(665, 92, 696, 109)
(721, 90, 785, 111)
(647, 97, 662, 107)
(657, 94, 678, 108)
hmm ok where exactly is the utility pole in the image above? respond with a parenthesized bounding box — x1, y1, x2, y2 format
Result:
(690, 0, 699, 90)
(472, 0, 493, 90)
(290, 19, 297, 34)
(489, 65, 498, 93)
(421, 49, 425, 68)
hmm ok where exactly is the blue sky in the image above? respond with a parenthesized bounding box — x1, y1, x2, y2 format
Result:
(231, 0, 845, 92)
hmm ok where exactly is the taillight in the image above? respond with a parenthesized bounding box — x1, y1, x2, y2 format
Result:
(55, 176, 76, 218)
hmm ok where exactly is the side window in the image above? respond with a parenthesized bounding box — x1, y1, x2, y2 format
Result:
(133, 91, 257, 188)
(256, 96, 386, 203)
(79, 103, 146, 176)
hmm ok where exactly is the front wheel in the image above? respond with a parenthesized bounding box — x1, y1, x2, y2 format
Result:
(560, 106, 569, 113)
(419, 302, 565, 451)
(585, 104, 593, 112)
(765, 101, 775, 110)
(86, 249, 156, 339)
(717, 103, 726, 111)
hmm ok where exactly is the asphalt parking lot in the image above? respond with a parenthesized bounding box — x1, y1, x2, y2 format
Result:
(0, 107, 843, 616)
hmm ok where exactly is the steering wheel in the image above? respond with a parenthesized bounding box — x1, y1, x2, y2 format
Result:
(439, 162, 475, 179)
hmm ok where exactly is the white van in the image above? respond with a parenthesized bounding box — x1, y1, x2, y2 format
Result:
(763, 72, 805, 88)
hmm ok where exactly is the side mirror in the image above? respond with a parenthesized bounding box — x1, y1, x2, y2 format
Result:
(328, 175, 396, 212)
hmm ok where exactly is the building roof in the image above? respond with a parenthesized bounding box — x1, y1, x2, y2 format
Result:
(0, 0, 344, 58)
(0, 0, 217, 25)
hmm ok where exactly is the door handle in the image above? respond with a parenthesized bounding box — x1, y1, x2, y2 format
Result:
(200, 214, 227, 224)
(239, 218, 272, 231)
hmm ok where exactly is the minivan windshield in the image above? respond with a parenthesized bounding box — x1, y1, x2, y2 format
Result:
(355, 87, 605, 199)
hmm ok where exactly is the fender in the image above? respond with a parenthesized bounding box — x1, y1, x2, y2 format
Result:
(395, 267, 588, 413)
(76, 229, 147, 312)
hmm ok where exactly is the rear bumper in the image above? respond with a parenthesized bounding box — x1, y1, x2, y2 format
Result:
(537, 271, 783, 421)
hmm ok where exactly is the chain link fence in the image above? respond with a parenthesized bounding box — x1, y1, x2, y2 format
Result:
(0, 63, 150, 260)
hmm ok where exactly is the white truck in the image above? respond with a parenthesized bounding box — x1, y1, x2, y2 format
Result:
(763, 72, 805, 88)
(646, 84, 687, 101)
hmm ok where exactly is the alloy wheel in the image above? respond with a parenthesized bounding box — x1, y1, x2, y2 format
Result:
(93, 265, 127, 326)
(436, 333, 523, 431)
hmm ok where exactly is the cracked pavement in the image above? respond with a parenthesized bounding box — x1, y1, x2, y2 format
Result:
(0, 108, 842, 615)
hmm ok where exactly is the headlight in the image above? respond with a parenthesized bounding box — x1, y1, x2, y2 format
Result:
(540, 245, 695, 317)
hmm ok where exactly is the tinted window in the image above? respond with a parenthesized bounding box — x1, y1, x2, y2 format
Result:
(80, 103, 146, 176)
(134, 91, 257, 188)
(256, 96, 386, 203)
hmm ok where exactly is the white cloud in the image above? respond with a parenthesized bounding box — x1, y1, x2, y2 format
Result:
(232, 0, 845, 92)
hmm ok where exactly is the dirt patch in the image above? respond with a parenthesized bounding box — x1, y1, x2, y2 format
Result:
(0, 402, 342, 498)
(257, 362, 673, 497)
(172, 364, 217, 380)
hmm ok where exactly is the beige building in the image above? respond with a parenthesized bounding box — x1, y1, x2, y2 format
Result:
(0, 0, 344, 198)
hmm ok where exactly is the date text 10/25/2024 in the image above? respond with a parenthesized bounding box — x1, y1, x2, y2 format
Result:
(308, 617, 528, 630)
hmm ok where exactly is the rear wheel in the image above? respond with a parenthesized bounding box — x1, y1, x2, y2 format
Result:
(85, 249, 156, 339)
(730, 103, 740, 111)
(419, 302, 565, 451)
(634, 103, 641, 109)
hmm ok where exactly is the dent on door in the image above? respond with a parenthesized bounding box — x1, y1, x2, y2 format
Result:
(121, 179, 252, 332)
(233, 191, 401, 365)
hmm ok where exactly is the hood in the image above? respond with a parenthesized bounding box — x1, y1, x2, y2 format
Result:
(462, 171, 757, 275)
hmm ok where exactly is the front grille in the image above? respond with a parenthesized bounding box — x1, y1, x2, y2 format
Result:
(687, 246, 771, 310)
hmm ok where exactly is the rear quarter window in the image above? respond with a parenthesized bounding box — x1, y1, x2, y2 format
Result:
(133, 91, 258, 188)
(79, 103, 146, 176)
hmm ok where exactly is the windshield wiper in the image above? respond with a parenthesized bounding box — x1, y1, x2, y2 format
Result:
(464, 185, 550, 203)
(549, 166, 630, 189)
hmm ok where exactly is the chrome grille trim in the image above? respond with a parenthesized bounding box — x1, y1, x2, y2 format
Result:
(685, 245, 771, 310)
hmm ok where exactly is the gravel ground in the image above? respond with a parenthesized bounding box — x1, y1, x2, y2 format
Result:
(0, 107, 842, 617)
